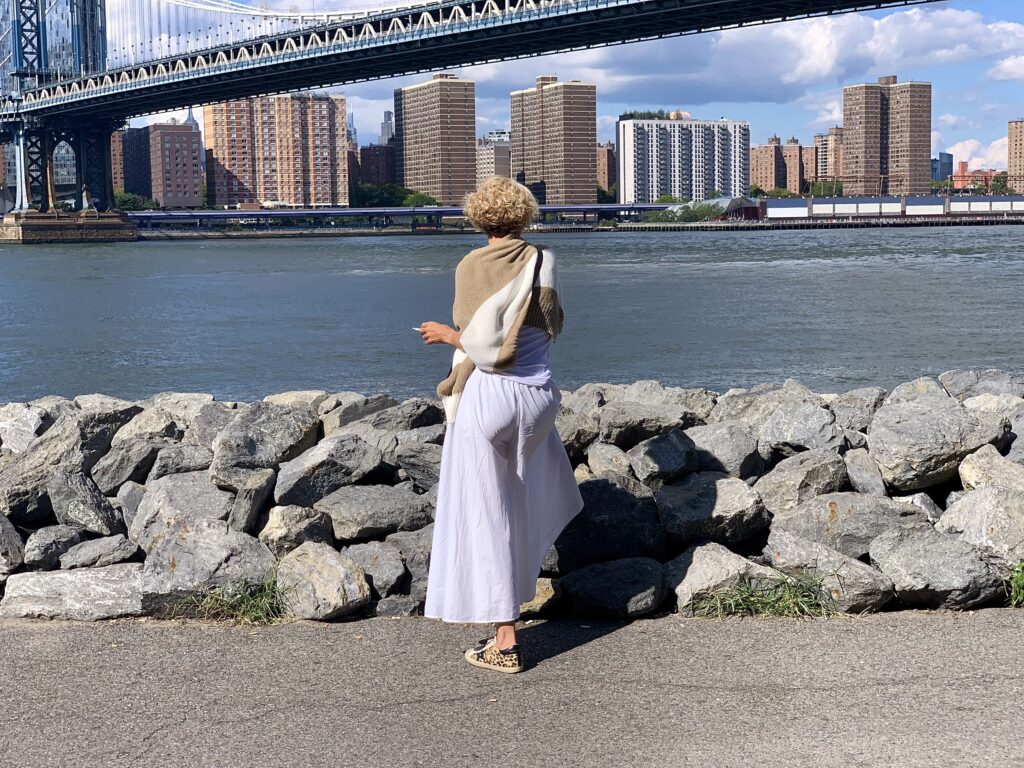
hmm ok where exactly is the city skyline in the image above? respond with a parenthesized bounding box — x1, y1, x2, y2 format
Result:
(134, 0, 1023, 172)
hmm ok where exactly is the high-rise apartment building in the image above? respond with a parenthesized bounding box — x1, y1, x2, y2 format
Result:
(510, 75, 597, 204)
(206, 94, 348, 208)
(617, 114, 750, 203)
(842, 75, 931, 196)
(1010, 120, 1024, 193)
(360, 143, 395, 185)
(379, 110, 395, 145)
(394, 73, 476, 205)
(476, 130, 511, 187)
(751, 136, 815, 194)
(148, 121, 203, 207)
(812, 127, 845, 184)
(596, 141, 616, 193)
(931, 152, 953, 183)
(121, 126, 153, 198)
(110, 130, 126, 191)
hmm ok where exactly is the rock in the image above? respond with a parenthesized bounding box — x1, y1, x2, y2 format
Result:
(264, 390, 330, 412)
(227, 468, 277, 533)
(183, 402, 237, 448)
(939, 369, 1024, 400)
(574, 463, 595, 483)
(210, 402, 320, 479)
(520, 577, 560, 616)
(561, 383, 615, 416)
(258, 505, 333, 556)
(129, 472, 235, 550)
(30, 395, 79, 424)
(343, 540, 407, 598)
(74, 394, 142, 419)
(393, 441, 442, 490)
(936, 487, 1024, 564)
(0, 514, 24, 578)
(598, 401, 698, 449)
(844, 448, 887, 496)
(46, 471, 124, 535)
(555, 407, 599, 464)
(824, 387, 887, 433)
(559, 557, 666, 618)
(883, 377, 949, 406)
(772, 492, 930, 560)
(752, 449, 849, 517)
(111, 409, 183, 447)
(149, 393, 216, 426)
(764, 529, 894, 613)
(613, 381, 719, 422)
(23, 525, 88, 570)
(684, 422, 766, 480)
(147, 444, 213, 482)
(320, 393, 399, 434)
(895, 492, 944, 523)
(316, 484, 433, 542)
(664, 542, 782, 611)
(844, 430, 868, 451)
(141, 518, 275, 609)
(759, 397, 844, 458)
(0, 403, 53, 453)
(90, 440, 162, 494)
(394, 424, 446, 447)
(868, 526, 1004, 610)
(0, 406, 141, 526)
(585, 442, 633, 477)
(0, 564, 144, 620)
(962, 393, 1024, 422)
(383, 523, 433, 588)
(959, 444, 1024, 494)
(362, 398, 444, 433)
(59, 534, 140, 570)
(655, 472, 768, 547)
(946, 490, 967, 508)
(543, 474, 666, 574)
(115, 481, 146, 529)
(867, 395, 1008, 491)
(276, 542, 370, 621)
(368, 595, 423, 618)
(626, 430, 697, 488)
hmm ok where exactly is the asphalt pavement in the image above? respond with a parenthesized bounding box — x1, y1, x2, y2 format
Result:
(1, 609, 1022, 768)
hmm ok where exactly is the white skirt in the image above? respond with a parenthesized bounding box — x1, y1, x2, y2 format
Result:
(424, 370, 584, 624)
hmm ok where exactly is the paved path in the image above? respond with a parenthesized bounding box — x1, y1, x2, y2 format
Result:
(2, 609, 1022, 768)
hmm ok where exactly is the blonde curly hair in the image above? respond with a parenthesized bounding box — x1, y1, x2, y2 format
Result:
(463, 176, 539, 237)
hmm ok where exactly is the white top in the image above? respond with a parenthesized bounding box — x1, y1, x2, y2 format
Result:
(492, 326, 552, 387)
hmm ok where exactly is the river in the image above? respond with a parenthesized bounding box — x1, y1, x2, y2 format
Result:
(1, 226, 1021, 402)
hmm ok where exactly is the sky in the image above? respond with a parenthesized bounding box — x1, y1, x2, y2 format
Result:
(138, 0, 1024, 171)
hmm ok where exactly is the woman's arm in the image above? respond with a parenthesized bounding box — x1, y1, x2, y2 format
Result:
(418, 321, 463, 351)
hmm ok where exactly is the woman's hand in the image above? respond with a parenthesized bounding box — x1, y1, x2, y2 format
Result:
(419, 321, 463, 350)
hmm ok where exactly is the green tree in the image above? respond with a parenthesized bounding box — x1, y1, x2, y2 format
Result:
(707, 189, 725, 199)
(750, 185, 766, 198)
(654, 194, 684, 203)
(402, 191, 442, 207)
(349, 181, 416, 207)
(810, 180, 844, 197)
(597, 185, 617, 204)
(990, 173, 1010, 195)
(114, 191, 159, 210)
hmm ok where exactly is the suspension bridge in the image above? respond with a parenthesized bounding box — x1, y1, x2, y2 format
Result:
(0, 0, 944, 219)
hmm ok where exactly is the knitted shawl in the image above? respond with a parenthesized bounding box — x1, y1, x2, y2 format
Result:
(437, 236, 563, 422)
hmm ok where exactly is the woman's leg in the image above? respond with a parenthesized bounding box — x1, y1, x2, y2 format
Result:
(494, 621, 517, 650)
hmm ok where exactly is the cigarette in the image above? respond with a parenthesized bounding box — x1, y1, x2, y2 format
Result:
(412, 327, 422, 332)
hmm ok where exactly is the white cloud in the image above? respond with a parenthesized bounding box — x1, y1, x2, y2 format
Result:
(945, 136, 1009, 170)
(938, 113, 967, 128)
(931, 130, 943, 156)
(989, 55, 1024, 81)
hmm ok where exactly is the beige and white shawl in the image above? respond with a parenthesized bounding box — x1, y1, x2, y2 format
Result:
(437, 236, 563, 422)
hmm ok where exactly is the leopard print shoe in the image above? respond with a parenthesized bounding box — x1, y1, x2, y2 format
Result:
(464, 638, 524, 674)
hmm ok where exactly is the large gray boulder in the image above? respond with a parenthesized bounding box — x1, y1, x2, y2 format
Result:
(343, 540, 407, 598)
(561, 383, 615, 417)
(883, 377, 949, 406)
(764, 530, 894, 613)
(264, 390, 331, 412)
(752, 449, 849, 517)
(542, 474, 666, 574)
(276, 542, 370, 621)
(896, 492, 944, 523)
(0, 563, 144, 620)
(149, 392, 216, 427)
(868, 526, 1004, 610)
(90, 440, 162, 494)
(868, 395, 1007, 491)
(961, 393, 1024, 423)
(611, 381, 718, 422)
(597, 401, 698, 450)
(627, 430, 697, 488)
(585, 442, 633, 477)
(258, 505, 333, 557)
(115, 481, 146, 529)
(273, 435, 386, 507)
(939, 369, 1024, 400)
(111, 409, 184, 447)
(129, 471, 235, 550)
(23, 525, 88, 570)
(655, 472, 768, 547)
(958, 444, 1024, 494)
(210, 402, 320, 481)
(227, 468, 277, 533)
(46, 470, 124, 535)
(59, 534, 140, 570)
(936, 486, 1024, 564)
(146, 445, 213, 483)
(316, 484, 433, 542)
(393, 441, 442, 490)
(559, 557, 666, 618)
(183, 402, 237, 448)
(772, 492, 930, 560)
(320, 393, 399, 434)
(0, 403, 53, 453)
(823, 387, 887, 433)
(360, 398, 444, 433)
(73, 394, 141, 419)
(664, 542, 782, 611)
(844, 448, 887, 496)
(384, 523, 434, 595)
(555, 407, 599, 464)
(141, 517, 275, 609)
(0, 514, 24, 579)
(684, 422, 767, 480)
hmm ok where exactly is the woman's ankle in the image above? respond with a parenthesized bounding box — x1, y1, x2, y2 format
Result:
(494, 623, 517, 650)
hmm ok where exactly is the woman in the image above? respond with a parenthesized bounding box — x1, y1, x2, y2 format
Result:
(418, 176, 584, 674)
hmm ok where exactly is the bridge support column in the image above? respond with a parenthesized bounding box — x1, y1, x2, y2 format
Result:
(78, 122, 115, 212)
(21, 128, 54, 212)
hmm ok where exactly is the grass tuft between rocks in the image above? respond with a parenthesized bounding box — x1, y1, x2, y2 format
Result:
(1010, 562, 1024, 609)
(162, 574, 291, 625)
(688, 573, 840, 620)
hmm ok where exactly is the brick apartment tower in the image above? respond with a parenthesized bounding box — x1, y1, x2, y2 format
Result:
(110, 130, 126, 191)
(596, 141, 616, 193)
(842, 76, 931, 196)
(751, 136, 815, 194)
(204, 100, 258, 207)
(393, 73, 476, 205)
(147, 122, 203, 208)
(510, 75, 597, 204)
(1010, 119, 1024, 193)
(812, 127, 845, 184)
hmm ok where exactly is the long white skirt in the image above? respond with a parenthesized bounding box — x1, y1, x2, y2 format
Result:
(424, 370, 584, 624)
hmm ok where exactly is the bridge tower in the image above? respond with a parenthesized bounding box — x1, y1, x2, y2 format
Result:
(7, 0, 117, 215)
